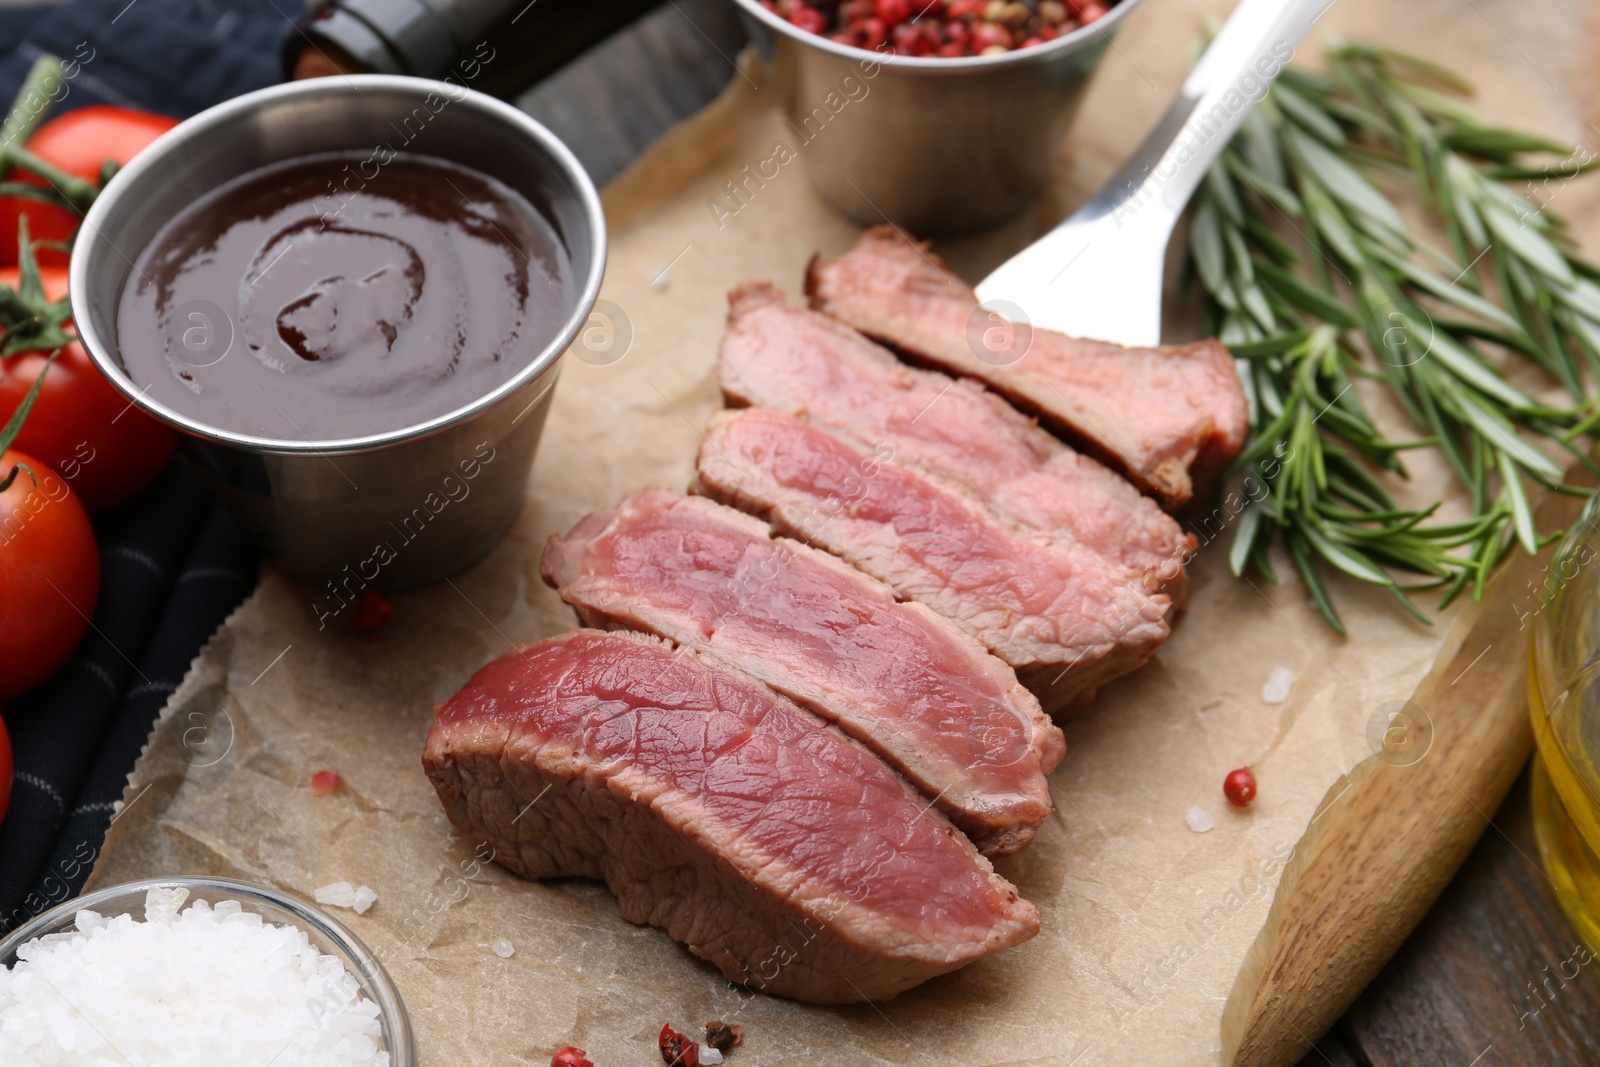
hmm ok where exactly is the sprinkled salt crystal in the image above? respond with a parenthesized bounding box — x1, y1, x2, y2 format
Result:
(491, 938, 515, 959)
(1262, 666, 1296, 704)
(1186, 805, 1215, 833)
(0, 894, 386, 1064)
(314, 881, 358, 909)
(701, 1047, 724, 1065)
(143, 885, 189, 921)
(353, 885, 378, 915)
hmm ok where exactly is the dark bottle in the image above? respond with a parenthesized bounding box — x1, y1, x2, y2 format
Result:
(286, 0, 666, 97)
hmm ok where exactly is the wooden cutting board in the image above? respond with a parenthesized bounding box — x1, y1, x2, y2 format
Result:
(1222, 482, 1587, 1065)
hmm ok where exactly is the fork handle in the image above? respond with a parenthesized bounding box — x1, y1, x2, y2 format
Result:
(1080, 0, 1336, 233)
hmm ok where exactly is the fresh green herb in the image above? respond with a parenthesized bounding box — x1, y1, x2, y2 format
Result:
(1188, 39, 1599, 632)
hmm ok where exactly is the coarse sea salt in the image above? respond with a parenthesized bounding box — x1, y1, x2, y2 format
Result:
(1262, 666, 1296, 705)
(315, 881, 358, 908)
(0, 888, 389, 1067)
(352, 885, 378, 915)
(316, 882, 379, 915)
(491, 938, 515, 959)
(1185, 805, 1216, 833)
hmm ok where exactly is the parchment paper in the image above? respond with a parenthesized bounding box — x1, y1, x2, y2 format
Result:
(88, 1, 1600, 1063)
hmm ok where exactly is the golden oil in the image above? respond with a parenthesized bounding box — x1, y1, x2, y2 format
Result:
(1530, 497, 1600, 953)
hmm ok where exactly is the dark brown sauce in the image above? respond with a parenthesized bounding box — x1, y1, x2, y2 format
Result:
(117, 152, 573, 440)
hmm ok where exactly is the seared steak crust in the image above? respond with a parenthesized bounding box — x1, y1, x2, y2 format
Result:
(805, 227, 1249, 509)
(423, 630, 1039, 1003)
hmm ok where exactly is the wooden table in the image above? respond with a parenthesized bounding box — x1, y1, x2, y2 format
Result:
(512, 3, 1600, 1062)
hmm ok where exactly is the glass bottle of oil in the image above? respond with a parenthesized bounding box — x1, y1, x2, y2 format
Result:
(1531, 492, 1600, 951)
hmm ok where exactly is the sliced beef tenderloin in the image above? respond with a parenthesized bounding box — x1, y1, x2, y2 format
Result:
(698, 406, 1171, 714)
(424, 629, 1040, 1004)
(717, 282, 1192, 605)
(804, 227, 1249, 510)
(540, 489, 1062, 857)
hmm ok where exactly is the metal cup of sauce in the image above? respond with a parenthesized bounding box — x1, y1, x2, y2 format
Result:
(71, 76, 605, 596)
(731, 0, 1148, 236)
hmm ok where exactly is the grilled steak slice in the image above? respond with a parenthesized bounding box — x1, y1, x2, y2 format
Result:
(717, 282, 1192, 604)
(424, 630, 1040, 1004)
(698, 407, 1171, 714)
(805, 226, 1249, 509)
(540, 490, 1062, 857)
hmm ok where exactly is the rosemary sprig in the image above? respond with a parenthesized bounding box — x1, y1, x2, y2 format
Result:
(1187, 40, 1599, 632)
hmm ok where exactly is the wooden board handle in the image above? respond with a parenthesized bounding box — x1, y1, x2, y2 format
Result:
(1221, 487, 1588, 1066)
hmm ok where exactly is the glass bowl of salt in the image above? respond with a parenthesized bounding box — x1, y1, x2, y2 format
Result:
(0, 876, 414, 1066)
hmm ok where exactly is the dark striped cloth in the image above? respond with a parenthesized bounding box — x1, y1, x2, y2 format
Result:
(0, 0, 282, 932)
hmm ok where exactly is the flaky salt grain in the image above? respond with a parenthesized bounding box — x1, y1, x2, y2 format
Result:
(1262, 666, 1296, 704)
(352, 886, 378, 915)
(1185, 805, 1215, 833)
(0, 888, 388, 1066)
(316, 881, 358, 908)
(317, 882, 377, 915)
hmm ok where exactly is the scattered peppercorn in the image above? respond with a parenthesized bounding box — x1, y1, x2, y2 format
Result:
(1224, 767, 1258, 808)
(550, 1047, 594, 1067)
(348, 589, 394, 633)
(310, 769, 339, 796)
(760, 0, 1117, 56)
(660, 1023, 699, 1067)
(704, 1021, 743, 1053)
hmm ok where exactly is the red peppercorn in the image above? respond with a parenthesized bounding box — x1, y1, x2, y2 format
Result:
(969, 21, 1012, 51)
(775, 0, 1118, 50)
(348, 589, 393, 633)
(659, 1023, 699, 1067)
(891, 21, 929, 55)
(311, 769, 339, 796)
(859, 15, 889, 46)
(1224, 767, 1257, 807)
(704, 1021, 743, 1053)
(789, 5, 828, 32)
(551, 1049, 593, 1067)
(874, 0, 912, 25)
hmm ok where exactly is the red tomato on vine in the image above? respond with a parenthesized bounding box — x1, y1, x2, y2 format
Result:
(0, 105, 178, 267)
(0, 265, 177, 511)
(0, 449, 100, 702)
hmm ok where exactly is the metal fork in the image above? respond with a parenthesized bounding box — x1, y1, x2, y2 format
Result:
(974, 0, 1336, 346)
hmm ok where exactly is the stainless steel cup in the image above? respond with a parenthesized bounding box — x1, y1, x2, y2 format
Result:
(71, 76, 606, 594)
(732, 0, 1148, 235)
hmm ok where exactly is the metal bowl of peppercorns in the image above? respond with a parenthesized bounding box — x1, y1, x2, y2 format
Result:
(734, 0, 1148, 235)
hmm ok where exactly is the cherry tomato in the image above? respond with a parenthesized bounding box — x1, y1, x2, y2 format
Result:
(0, 715, 11, 826)
(0, 106, 178, 267)
(0, 267, 178, 511)
(0, 450, 100, 702)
